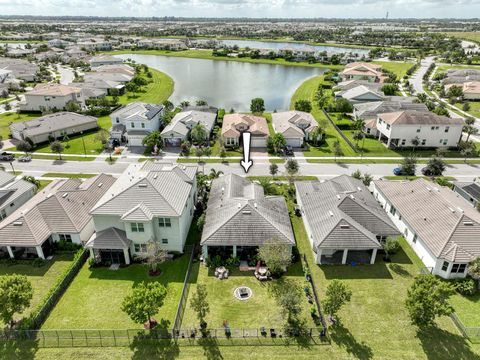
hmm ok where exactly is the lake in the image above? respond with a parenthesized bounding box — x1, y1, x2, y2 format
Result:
(117, 54, 325, 111)
(220, 39, 370, 55)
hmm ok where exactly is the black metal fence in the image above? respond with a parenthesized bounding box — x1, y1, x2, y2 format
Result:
(0, 327, 330, 348)
(172, 245, 195, 332)
(322, 109, 358, 153)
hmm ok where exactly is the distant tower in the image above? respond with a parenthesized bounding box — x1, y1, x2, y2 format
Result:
(386, 11, 389, 20)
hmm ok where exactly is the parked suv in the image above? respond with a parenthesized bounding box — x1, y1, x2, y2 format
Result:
(0, 152, 14, 161)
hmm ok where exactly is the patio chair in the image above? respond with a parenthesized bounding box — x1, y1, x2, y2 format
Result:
(270, 328, 276, 338)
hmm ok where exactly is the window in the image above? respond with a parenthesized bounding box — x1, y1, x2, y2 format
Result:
(441, 261, 449, 272)
(59, 234, 72, 242)
(116, 117, 119, 123)
(386, 124, 391, 130)
(452, 263, 467, 274)
(442, 139, 448, 146)
(0, 209, 6, 220)
(421, 139, 426, 146)
(416, 128, 421, 133)
(412, 234, 417, 243)
(131, 122, 135, 128)
(158, 218, 171, 227)
(404, 228, 409, 237)
(141, 123, 145, 128)
(401, 139, 406, 146)
(131, 223, 144, 232)
(134, 243, 147, 253)
(445, 126, 449, 133)
(389, 206, 396, 216)
(162, 238, 168, 244)
(431, 126, 435, 130)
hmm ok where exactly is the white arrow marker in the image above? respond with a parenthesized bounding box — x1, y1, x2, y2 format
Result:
(240, 131, 253, 173)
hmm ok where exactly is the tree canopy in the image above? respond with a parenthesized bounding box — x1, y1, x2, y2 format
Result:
(121, 282, 167, 328)
(0, 274, 33, 328)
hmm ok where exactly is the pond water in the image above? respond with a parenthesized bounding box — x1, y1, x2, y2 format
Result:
(117, 54, 325, 111)
(220, 39, 370, 55)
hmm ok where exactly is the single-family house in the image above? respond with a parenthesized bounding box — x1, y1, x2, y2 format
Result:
(340, 62, 385, 83)
(201, 174, 295, 260)
(375, 110, 464, 148)
(353, 98, 428, 122)
(0, 174, 115, 260)
(453, 181, 480, 208)
(373, 178, 480, 279)
(0, 172, 36, 221)
(161, 110, 217, 147)
(20, 83, 86, 112)
(0, 57, 38, 82)
(89, 55, 123, 67)
(272, 110, 320, 147)
(334, 80, 382, 93)
(109, 102, 164, 147)
(296, 175, 399, 265)
(88, 162, 197, 264)
(93, 64, 136, 77)
(445, 81, 480, 101)
(10, 112, 98, 145)
(221, 114, 269, 148)
(335, 85, 385, 103)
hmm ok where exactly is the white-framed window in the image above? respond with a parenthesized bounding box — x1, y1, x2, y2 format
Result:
(390, 206, 396, 216)
(451, 263, 467, 274)
(0, 209, 6, 220)
(59, 234, 72, 242)
(441, 261, 449, 272)
(158, 218, 171, 227)
(226, 137, 236, 146)
(116, 117, 119, 123)
(442, 139, 448, 146)
(162, 238, 168, 244)
(401, 139, 406, 146)
(131, 223, 144, 232)
(412, 234, 417, 243)
(404, 228, 409, 237)
(416, 128, 421, 133)
(386, 124, 391, 130)
(445, 126, 449, 133)
(141, 123, 145, 128)
(134, 243, 147, 253)
(131, 122, 135, 128)
(421, 139, 426, 145)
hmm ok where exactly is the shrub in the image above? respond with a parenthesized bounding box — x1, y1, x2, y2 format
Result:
(452, 278, 477, 296)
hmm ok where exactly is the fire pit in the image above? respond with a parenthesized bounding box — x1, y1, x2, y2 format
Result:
(234, 286, 253, 301)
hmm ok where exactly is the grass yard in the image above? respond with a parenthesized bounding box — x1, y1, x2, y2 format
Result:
(181, 261, 316, 329)
(373, 60, 415, 79)
(0, 112, 41, 139)
(290, 76, 356, 157)
(465, 101, 480, 118)
(445, 32, 480, 44)
(41, 173, 97, 179)
(452, 293, 480, 327)
(42, 254, 190, 330)
(0, 254, 74, 325)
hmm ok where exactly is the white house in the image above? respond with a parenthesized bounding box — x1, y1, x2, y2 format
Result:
(0, 174, 115, 260)
(373, 179, 480, 279)
(272, 111, 321, 147)
(109, 102, 164, 147)
(0, 172, 36, 221)
(161, 110, 217, 147)
(20, 83, 86, 112)
(335, 85, 385, 103)
(375, 110, 464, 148)
(340, 62, 385, 83)
(88, 162, 198, 265)
(89, 55, 122, 67)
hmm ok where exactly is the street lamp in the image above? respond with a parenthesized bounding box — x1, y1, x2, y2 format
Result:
(9, 161, 15, 175)
(80, 131, 86, 157)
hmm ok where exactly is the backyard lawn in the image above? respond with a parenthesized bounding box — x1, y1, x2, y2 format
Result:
(181, 261, 316, 329)
(0, 254, 74, 325)
(42, 254, 190, 330)
(0, 112, 40, 139)
(290, 75, 356, 157)
(373, 60, 415, 79)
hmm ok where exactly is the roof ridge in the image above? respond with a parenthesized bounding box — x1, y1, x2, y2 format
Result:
(249, 201, 294, 242)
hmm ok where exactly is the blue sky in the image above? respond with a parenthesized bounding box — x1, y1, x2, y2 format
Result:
(0, 0, 479, 18)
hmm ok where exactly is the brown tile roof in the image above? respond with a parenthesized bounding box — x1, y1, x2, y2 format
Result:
(27, 83, 81, 96)
(221, 114, 269, 137)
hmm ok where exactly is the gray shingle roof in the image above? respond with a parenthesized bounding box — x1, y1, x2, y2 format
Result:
(296, 175, 398, 251)
(86, 227, 131, 250)
(454, 181, 480, 201)
(90, 162, 197, 218)
(272, 111, 316, 137)
(0, 177, 35, 209)
(354, 99, 428, 119)
(374, 178, 480, 262)
(0, 174, 116, 247)
(161, 110, 216, 137)
(110, 102, 164, 121)
(0, 171, 15, 188)
(201, 174, 295, 247)
(10, 112, 98, 138)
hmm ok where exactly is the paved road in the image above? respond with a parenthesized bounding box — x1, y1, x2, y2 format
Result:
(10, 157, 480, 181)
(410, 56, 435, 95)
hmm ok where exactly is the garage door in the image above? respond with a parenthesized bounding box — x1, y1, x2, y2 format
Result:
(251, 136, 266, 148)
(128, 136, 144, 147)
(286, 137, 302, 147)
(164, 137, 182, 147)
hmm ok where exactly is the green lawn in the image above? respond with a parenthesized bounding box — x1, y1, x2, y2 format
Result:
(0, 112, 41, 139)
(108, 49, 343, 70)
(42, 255, 190, 330)
(182, 261, 316, 329)
(446, 32, 480, 44)
(452, 292, 480, 327)
(373, 61, 415, 79)
(289, 76, 356, 157)
(0, 254, 74, 325)
(465, 101, 480, 118)
(41, 173, 97, 179)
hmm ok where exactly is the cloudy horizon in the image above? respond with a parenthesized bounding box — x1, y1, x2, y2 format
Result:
(0, 0, 480, 19)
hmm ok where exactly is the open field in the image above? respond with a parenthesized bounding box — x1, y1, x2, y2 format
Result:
(0, 254, 74, 325)
(446, 32, 480, 44)
(108, 49, 344, 70)
(372, 61, 415, 79)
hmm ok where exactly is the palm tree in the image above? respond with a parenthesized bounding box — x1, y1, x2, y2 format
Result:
(190, 123, 208, 146)
(209, 169, 223, 179)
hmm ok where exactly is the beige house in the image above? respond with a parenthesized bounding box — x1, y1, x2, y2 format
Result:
(272, 111, 320, 147)
(20, 83, 85, 112)
(221, 114, 269, 148)
(340, 62, 385, 83)
(445, 81, 480, 100)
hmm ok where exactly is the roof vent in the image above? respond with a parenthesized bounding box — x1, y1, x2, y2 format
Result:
(340, 224, 350, 229)
(238, 203, 241, 209)
(457, 207, 464, 213)
(153, 174, 158, 179)
(329, 211, 334, 217)
(221, 187, 225, 194)
(13, 221, 23, 226)
(62, 193, 68, 198)
(350, 194, 355, 200)
(242, 210, 251, 215)
(463, 221, 474, 226)
(98, 183, 103, 187)
(448, 207, 455, 213)
(426, 187, 432, 192)
(138, 183, 147, 188)
(336, 194, 341, 200)
(254, 203, 257, 208)
(357, 187, 362, 191)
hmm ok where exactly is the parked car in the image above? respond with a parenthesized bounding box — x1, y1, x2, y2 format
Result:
(18, 155, 32, 162)
(0, 152, 14, 161)
(421, 166, 442, 177)
(393, 167, 404, 176)
(283, 145, 294, 156)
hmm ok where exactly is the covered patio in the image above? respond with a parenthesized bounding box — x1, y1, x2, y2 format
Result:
(0, 237, 54, 260)
(318, 248, 378, 265)
(86, 228, 132, 265)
